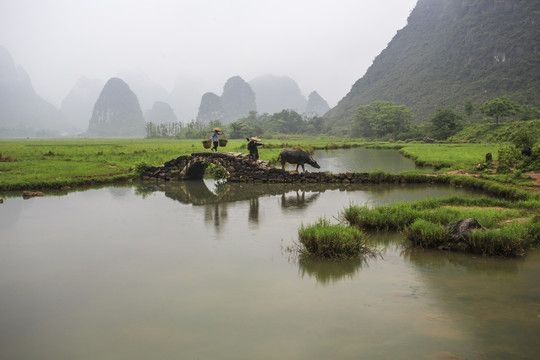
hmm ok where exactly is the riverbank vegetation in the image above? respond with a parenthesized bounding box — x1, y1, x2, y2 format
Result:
(1, 136, 538, 191)
(340, 196, 539, 257)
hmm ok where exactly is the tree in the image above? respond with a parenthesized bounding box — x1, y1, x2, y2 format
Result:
(464, 100, 474, 118)
(430, 108, 463, 140)
(352, 101, 412, 139)
(480, 96, 520, 125)
(267, 110, 305, 134)
(519, 104, 540, 121)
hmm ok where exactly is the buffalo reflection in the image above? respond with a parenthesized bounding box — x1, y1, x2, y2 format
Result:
(279, 191, 320, 210)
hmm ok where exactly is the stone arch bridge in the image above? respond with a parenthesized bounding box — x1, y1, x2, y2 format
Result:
(141, 151, 402, 184)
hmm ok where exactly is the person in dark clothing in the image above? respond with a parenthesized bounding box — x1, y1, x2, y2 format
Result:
(247, 137, 263, 162)
(211, 128, 223, 152)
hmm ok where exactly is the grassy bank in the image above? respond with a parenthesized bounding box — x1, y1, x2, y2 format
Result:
(397, 143, 503, 170)
(1, 137, 537, 191)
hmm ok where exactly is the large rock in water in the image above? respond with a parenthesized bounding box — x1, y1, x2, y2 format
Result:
(441, 218, 484, 251)
(86, 78, 146, 137)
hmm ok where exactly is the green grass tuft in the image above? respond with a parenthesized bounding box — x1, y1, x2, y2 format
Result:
(297, 218, 373, 260)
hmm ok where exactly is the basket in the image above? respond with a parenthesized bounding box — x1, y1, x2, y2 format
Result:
(202, 140, 212, 149)
(218, 139, 228, 147)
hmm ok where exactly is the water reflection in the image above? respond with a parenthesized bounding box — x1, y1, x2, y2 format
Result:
(249, 197, 259, 223)
(2, 181, 538, 359)
(402, 249, 540, 359)
(280, 191, 320, 210)
(298, 257, 371, 285)
(135, 180, 338, 206)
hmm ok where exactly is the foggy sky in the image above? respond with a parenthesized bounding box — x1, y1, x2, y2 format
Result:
(0, 0, 417, 108)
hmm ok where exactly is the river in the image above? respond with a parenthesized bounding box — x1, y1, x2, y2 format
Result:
(0, 148, 538, 359)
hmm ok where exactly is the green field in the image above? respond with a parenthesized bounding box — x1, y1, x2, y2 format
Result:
(396, 143, 503, 170)
(0, 137, 369, 190)
(0, 137, 518, 191)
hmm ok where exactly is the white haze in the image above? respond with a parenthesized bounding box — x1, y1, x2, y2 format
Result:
(0, 0, 417, 109)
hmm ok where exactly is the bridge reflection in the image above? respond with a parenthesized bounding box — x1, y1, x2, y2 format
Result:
(135, 180, 333, 227)
(135, 180, 340, 206)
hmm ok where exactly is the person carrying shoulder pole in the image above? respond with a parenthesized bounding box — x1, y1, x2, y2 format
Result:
(211, 127, 223, 152)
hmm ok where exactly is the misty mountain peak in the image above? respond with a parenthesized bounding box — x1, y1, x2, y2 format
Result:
(0, 45, 67, 136)
(248, 74, 307, 114)
(221, 76, 256, 123)
(86, 77, 145, 137)
(306, 91, 330, 117)
(197, 92, 226, 123)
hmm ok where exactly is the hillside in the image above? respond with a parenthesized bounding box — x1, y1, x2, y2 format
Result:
(325, 0, 540, 132)
(0, 46, 69, 136)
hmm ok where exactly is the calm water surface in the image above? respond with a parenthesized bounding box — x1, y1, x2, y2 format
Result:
(0, 149, 538, 360)
(313, 147, 419, 173)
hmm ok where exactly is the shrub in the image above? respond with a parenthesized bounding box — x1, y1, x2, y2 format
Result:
(134, 161, 153, 176)
(298, 218, 371, 259)
(204, 163, 227, 179)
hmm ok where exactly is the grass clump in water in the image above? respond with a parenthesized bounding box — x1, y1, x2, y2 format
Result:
(404, 219, 448, 248)
(297, 218, 373, 260)
(468, 218, 540, 256)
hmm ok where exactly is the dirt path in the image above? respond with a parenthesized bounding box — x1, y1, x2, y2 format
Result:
(526, 172, 540, 186)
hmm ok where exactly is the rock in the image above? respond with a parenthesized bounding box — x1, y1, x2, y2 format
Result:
(440, 218, 484, 251)
(22, 191, 45, 199)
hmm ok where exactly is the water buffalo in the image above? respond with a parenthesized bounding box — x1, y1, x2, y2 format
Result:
(278, 149, 321, 172)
